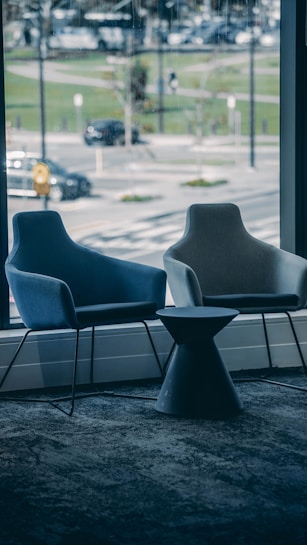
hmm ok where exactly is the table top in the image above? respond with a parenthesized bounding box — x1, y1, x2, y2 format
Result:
(157, 306, 239, 320)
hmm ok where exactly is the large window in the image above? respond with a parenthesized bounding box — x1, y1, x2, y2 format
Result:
(2, 0, 280, 321)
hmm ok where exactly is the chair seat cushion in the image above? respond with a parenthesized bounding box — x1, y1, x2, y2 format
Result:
(76, 301, 158, 328)
(202, 293, 300, 314)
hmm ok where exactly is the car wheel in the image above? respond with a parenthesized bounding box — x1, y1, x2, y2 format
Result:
(98, 40, 106, 51)
(113, 134, 125, 146)
(49, 185, 64, 203)
(80, 181, 91, 197)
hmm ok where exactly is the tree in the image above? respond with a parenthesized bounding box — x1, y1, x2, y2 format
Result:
(130, 61, 147, 106)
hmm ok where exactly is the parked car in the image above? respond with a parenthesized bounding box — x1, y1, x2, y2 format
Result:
(259, 28, 280, 48)
(232, 26, 262, 46)
(84, 119, 140, 146)
(167, 24, 194, 46)
(6, 151, 92, 202)
(96, 26, 125, 51)
(190, 21, 232, 45)
(48, 27, 98, 50)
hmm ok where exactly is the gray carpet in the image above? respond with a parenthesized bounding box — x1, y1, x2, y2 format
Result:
(1, 372, 307, 545)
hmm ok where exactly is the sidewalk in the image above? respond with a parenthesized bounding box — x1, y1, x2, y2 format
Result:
(8, 128, 279, 148)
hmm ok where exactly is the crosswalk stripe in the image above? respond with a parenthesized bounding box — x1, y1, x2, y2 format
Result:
(76, 213, 280, 257)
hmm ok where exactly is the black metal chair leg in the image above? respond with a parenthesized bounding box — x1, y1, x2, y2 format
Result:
(50, 328, 80, 417)
(0, 328, 81, 417)
(69, 328, 80, 416)
(285, 311, 307, 374)
(90, 326, 95, 384)
(250, 312, 307, 391)
(162, 340, 176, 374)
(0, 328, 34, 390)
(261, 313, 273, 369)
(141, 321, 165, 377)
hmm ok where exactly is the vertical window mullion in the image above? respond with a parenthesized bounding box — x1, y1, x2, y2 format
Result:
(0, 2, 9, 330)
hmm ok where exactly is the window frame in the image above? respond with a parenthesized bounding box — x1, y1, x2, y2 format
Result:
(0, 2, 9, 330)
(0, 0, 305, 330)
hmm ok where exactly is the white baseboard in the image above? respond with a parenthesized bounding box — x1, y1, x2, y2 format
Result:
(1, 311, 307, 393)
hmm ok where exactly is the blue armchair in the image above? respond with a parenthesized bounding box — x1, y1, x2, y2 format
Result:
(2, 210, 167, 415)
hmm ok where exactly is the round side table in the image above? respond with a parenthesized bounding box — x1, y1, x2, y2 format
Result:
(155, 306, 243, 419)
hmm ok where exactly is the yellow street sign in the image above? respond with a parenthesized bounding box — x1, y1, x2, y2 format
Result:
(32, 162, 50, 196)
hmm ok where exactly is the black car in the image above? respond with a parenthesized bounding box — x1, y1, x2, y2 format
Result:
(6, 151, 92, 202)
(84, 118, 139, 146)
(42, 158, 92, 198)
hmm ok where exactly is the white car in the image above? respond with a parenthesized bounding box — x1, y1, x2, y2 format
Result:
(234, 27, 262, 45)
(167, 24, 193, 46)
(49, 27, 98, 50)
(97, 27, 125, 51)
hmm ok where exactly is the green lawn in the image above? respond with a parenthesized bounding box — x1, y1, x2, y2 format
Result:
(4, 49, 280, 136)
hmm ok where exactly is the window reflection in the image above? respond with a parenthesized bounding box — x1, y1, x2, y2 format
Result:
(3, 0, 280, 316)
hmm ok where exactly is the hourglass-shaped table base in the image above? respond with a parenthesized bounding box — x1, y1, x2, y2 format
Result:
(156, 307, 243, 420)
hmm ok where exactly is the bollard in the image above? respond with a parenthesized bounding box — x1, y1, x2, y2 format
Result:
(62, 117, 68, 131)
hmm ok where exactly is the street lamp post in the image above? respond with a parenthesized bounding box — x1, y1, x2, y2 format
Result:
(248, 0, 255, 169)
(125, 32, 132, 149)
(157, 29, 164, 133)
(38, 3, 46, 162)
(37, 2, 48, 209)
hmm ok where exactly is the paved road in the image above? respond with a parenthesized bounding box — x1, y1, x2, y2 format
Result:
(7, 130, 280, 264)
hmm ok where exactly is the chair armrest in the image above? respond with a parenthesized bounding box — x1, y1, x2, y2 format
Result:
(163, 255, 203, 306)
(5, 265, 78, 330)
(274, 249, 307, 308)
(110, 258, 167, 309)
(77, 250, 167, 309)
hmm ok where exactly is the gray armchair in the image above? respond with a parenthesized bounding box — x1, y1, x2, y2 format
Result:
(164, 203, 307, 371)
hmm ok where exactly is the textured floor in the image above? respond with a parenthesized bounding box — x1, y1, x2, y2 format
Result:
(1, 371, 307, 545)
